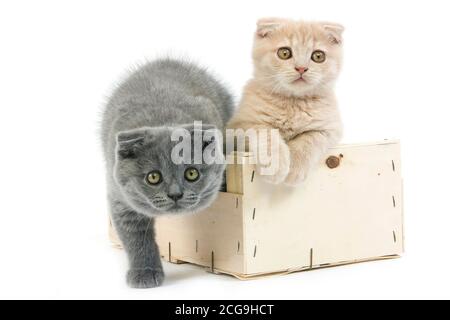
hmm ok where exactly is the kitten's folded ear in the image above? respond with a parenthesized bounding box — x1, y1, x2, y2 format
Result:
(179, 123, 217, 133)
(256, 17, 285, 38)
(321, 22, 345, 45)
(173, 123, 224, 165)
(179, 123, 223, 151)
(116, 128, 147, 159)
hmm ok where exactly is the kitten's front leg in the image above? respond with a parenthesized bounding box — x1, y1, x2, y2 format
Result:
(111, 200, 164, 288)
(285, 129, 341, 186)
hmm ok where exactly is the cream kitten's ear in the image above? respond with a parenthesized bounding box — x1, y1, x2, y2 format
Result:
(256, 18, 285, 38)
(322, 22, 345, 45)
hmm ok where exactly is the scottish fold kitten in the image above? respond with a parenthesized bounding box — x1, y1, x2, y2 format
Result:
(227, 18, 344, 185)
(101, 59, 233, 288)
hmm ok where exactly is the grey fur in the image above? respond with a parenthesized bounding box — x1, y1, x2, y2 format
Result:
(101, 59, 233, 288)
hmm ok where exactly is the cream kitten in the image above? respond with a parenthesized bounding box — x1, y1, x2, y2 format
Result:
(227, 18, 344, 185)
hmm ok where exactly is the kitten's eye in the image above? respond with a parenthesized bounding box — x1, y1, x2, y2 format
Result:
(311, 50, 326, 63)
(184, 168, 200, 182)
(146, 171, 162, 185)
(277, 47, 292, 60)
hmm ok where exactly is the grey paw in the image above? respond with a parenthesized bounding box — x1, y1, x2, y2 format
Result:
(126, 268, 165, 289)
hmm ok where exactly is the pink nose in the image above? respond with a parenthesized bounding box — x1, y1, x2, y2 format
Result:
(295, 66, 309, 74)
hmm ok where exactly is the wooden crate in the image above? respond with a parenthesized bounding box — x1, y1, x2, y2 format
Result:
(109, 140, 403, 279)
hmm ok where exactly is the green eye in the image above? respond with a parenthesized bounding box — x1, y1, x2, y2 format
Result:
(146, 171, 162, 185)
(184, 168, 200, 182)
(277, 47, 292, 60)
(311, 50, 326, 63)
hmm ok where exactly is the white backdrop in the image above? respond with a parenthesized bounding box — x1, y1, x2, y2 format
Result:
(0, 0, 449, 299)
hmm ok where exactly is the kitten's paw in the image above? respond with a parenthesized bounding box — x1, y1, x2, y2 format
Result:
(126, 268, 165, 289)
(284, 167, 308, 186)
(256, 141, 291, 185)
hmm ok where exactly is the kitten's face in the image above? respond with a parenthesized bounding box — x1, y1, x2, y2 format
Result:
(113, 126, 225, 216)
(252, 19, 344, 97)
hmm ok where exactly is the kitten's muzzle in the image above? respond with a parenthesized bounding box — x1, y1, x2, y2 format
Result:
(168, 192, 184, 202)
(295, 66, 309, 74)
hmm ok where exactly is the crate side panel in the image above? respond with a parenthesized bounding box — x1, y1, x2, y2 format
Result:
(242, 142, 403, 275)
(155, 192, 245, 274)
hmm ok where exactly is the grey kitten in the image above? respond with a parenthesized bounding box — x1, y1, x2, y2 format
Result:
(101, 59, 233, 288)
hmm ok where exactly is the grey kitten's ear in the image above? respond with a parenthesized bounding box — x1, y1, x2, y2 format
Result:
(179, 123, 222, 150)
(172, 123, 224, 164)
(256, 18, 285, 38)
(116, 128, 147, 159)
(180, 123, 218, 134)
(321, 22, 345, 45)
(181, 122, 217, 139)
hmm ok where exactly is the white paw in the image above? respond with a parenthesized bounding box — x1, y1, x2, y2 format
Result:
(284, 167, 308, 186)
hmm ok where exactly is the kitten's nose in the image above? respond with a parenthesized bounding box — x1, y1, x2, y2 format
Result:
(295, 66, 309, 74)
(168, 192, 183, 202)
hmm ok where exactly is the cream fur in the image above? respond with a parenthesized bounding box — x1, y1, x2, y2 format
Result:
(227, 19, 344, 185)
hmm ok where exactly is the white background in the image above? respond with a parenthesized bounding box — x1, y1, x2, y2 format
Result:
(0, 0, 449, 300)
